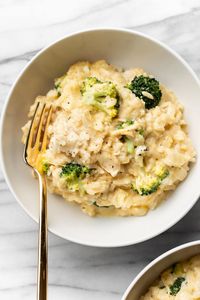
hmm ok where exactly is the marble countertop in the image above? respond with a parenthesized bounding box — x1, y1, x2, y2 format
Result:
(1, 0, 200, 299)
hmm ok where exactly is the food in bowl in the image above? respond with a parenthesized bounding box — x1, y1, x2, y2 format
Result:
(22, 60, 195, 216)
(141, 254, 200, 299)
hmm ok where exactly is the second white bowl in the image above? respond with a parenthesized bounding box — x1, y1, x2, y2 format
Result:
(122, 240, 200, 299)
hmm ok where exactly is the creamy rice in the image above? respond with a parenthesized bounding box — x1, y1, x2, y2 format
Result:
(22, 60, 195, 216)
(141, 255, 200, 299)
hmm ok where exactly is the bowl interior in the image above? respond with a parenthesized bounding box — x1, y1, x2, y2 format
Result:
(123, 241, 200, 299)
(1, 29, 200, 247)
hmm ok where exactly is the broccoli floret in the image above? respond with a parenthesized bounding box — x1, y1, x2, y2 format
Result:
(81, 77, 120, 118)
(80, 77, 101, 94)
(169, 277, 185, 296)
(132, 166, 169, 196)
(133, 175, 161, 196)
(155, 166, 170, 180)
(127, 75, 162, 109)
(60, 163, 90, 191)
(116, 120, 134, 129)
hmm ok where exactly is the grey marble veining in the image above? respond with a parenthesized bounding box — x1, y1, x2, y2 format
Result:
(0, 0, 200, 299)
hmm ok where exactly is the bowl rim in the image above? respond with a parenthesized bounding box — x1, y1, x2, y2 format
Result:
(1, 27, 200, 247)
(122, 240, 200, 299)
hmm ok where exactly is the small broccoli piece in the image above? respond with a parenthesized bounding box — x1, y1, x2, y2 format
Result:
(136, 128, 145, 136)
(60, 163, 90, 191)
(93, 201, 110, 208)
(132, 166, 169, 196)
(117, 121, 135, 154)
(80, 77, 101, 94)
(116, 120, 134, 129)
(42, 162, 50, 174)
(155, 166, 169, 181)
(171, 263, 184, 276)
(127, 75, 162, 109)
(120, 136, 135, 154)
(81, 77, 120, 118)
(133, 176, 161, 196)
(125, 137, 135, 154)
(36, 155, 50, 175)
(117, 122, 145, 155)
(123, 135, 135, 154)
(55, 82, 62, 96)
(55, 74, 66, 96)
(169, 277, 185, 296)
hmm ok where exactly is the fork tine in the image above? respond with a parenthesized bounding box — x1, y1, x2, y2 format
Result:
(33, 103, 47, 150)
(23, 102, 40, 163)
(24, 102, 53, 168)
(41, 105, 53, 152)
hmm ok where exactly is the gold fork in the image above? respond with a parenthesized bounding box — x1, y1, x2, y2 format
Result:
(23, 102, 53, 300)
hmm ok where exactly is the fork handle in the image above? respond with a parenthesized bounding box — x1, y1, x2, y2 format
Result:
(37, 172, 48, 300)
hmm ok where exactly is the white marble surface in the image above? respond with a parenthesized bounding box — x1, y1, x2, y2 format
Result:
(1, 0, 200, 299)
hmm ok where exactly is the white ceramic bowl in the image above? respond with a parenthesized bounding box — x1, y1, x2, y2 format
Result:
(1, 28, 200, 247)
(122, 240, 200, 299)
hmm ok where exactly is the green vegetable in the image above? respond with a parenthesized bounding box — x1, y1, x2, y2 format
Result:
(171, 263, 184, 275)
(55, 82, 62, 96)
(127, 75, 162, 109)
(120, 136, 134, 154)
(60, 163, 90, 191)
(117, 120, 135, 154)
(156, 168, 169, 181)
(42, 162, 50, 174)
(80, 77, 120, 118)
(93, 201, 110, 208)
(117, 121, 145, 155)
(124, 136, 135, 154)
(134, 177, 161, 196)
(80, 77, 101, 94)
(36, 156, 50, 175)
(169, 277, 185, 296)
(125, 137, 135, 154)
(136, 128, 144, 136)
(132, 167, 169, 196)
(116, 120, 134, 129)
